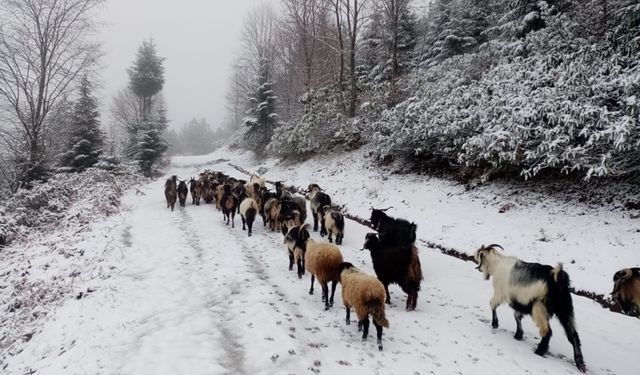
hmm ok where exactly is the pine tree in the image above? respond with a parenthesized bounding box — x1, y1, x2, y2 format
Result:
(126, 39, 168, 176)
(244, 59, 278, 153)
(127, 39, 165, 121)
(135, 99, 168, 175)
(59, 76, 104, 172)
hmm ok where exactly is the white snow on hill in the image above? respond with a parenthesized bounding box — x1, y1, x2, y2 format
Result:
(2, 149, 638, 375)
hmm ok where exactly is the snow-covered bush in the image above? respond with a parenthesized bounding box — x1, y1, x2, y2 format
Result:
(267, 88, 346, 157)
(371, 11, 640, 180)
(0, 166, 138, 246)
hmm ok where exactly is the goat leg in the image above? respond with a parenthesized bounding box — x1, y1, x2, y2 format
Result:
(361, 318, 370, 340)
(329, 281, 337, 307)
(373, 320, 383, 351)
(384, 285, 391, 304)
(309, 275, 315, 295)
(534, 328, 552, 356)
(514, 311, 524, 340)
(491, 309, 499, 329)
(322, 283, 330, 310)
(345, 306, 351, 325)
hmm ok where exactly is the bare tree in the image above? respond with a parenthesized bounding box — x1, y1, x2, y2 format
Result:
(0, 0, 103, 185)
(341, 0, 370, 117)
(241, 2, 279, 78)
(281, 0, 322, 89)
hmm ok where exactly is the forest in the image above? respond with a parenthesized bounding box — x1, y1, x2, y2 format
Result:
(0, 0, 639, 195)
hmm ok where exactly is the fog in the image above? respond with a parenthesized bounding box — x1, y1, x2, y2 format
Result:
(98, 0, 275, 130)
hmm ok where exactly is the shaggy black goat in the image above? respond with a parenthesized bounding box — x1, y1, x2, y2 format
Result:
(177, 180, 188, 207)
(362, 233, 423, 311)
(370, 207, 417, 246)
(279, 196, 307, 226)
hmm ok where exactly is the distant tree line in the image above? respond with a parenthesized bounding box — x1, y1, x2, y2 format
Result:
(226, 0, 640, 181)
(165, 118, 232, 156)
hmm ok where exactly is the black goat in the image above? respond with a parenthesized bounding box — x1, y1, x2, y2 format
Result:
(370, 207, 417, 245)
(275, 181, 293, 199)
(177, 180, 188, 207)
(279, 196, 307, 226)
(362, 233, 422, 311)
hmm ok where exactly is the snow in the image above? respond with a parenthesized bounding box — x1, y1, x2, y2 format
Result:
(2, 149, 638, 374)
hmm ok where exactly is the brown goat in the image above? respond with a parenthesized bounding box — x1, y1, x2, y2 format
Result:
(164, 176, 177, 211)
(221, 184, 237, 228)
(264, 198, 281, 232)
(189, 178, 202, 205)
(215, 184, 225, 211)
(612, 267, 640, 317)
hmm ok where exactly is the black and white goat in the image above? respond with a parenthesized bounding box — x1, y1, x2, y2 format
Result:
(307, 184, 331, 236)
(370, 207, 416, 246)
(284, 224, 310, 278)
(611, 267, 640, 317)
(323, 206, 345, 245)
(474, 244, 586, 373)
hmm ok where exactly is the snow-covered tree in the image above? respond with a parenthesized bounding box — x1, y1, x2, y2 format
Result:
(127, 39, 165, 121)
(59, 77, 104, 172)
(244, 59, 278, 153)
(125, 39, 168, 175)
(134, 99, 168, 175)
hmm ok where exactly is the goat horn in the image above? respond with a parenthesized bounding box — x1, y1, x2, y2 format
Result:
(486, 244, 503, 250)
(379, 206, 394, 212)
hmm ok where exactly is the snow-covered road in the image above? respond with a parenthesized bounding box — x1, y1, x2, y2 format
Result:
(5, 155, 638, 375)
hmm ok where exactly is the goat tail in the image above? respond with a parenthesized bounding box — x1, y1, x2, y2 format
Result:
(409, 223, 417, 244)
(408, 245, 424, 288)
(551, 263, 564, 283)
(367, 300, 389, 328)
(333, 212, 345, 230)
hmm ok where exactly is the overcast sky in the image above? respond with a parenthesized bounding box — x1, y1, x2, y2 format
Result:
(98, 0, 274, 130)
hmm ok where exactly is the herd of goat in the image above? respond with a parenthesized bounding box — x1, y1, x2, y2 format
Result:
(164, 170, 640, 372)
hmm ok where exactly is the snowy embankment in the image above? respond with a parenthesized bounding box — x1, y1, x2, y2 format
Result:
(174, 146, 639, 298)
(3, 149, 637, 375)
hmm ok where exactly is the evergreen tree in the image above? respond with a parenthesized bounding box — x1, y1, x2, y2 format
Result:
(135, 99, 168, 175)
(127, 39, 165, 120)
(243, 59, 278, 153)
(59, 77, 104, 172)
(126, 39, 168, 175)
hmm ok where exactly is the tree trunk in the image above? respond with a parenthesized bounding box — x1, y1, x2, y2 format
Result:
(334, 0, 346, 113)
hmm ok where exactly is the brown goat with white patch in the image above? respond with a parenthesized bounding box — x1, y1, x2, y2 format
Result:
(339, 262, 389, 351)
(305, 238, 344, 310)
(612, 267, 640, 317)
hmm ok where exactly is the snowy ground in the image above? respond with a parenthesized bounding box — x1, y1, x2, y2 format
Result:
(3, 149, 638, 374)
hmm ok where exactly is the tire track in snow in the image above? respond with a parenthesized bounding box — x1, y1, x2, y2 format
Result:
(177, 206, 248, 375)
